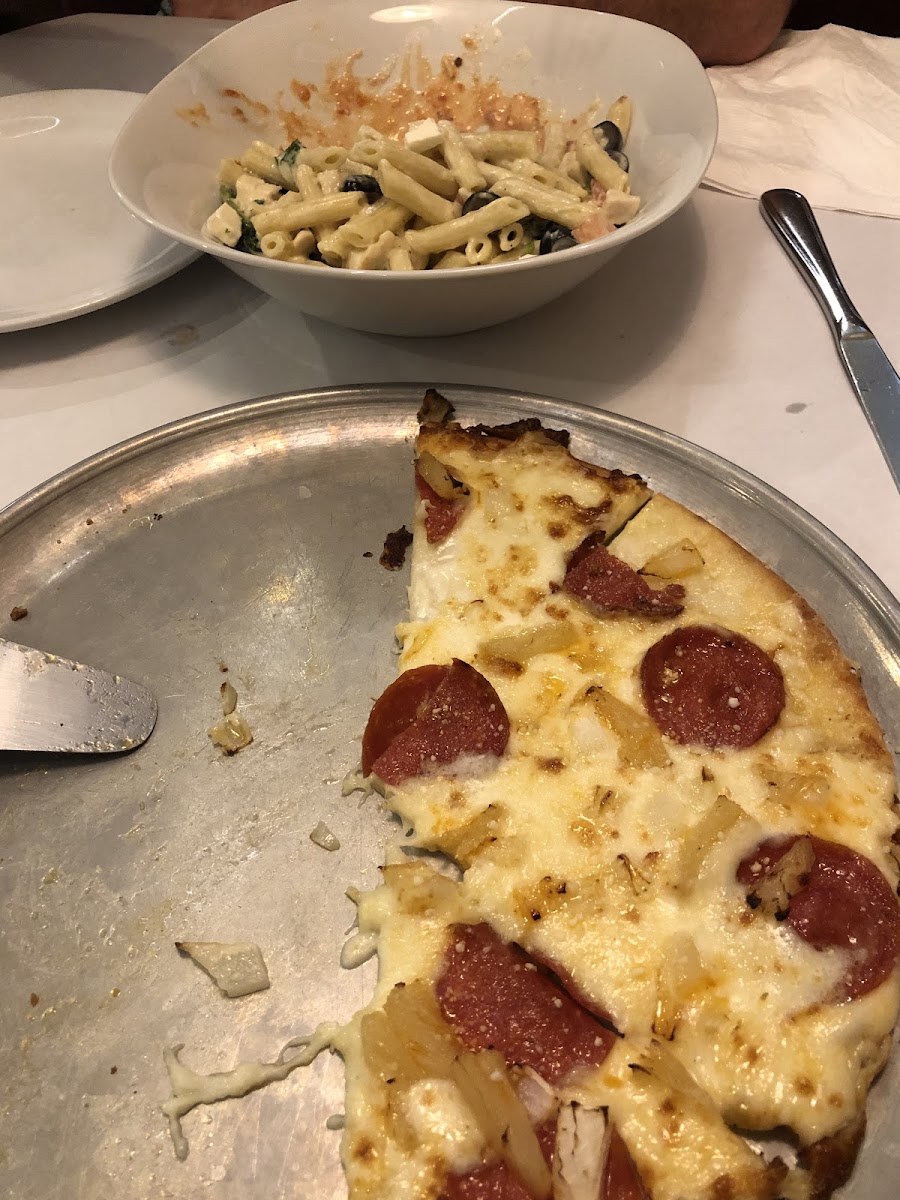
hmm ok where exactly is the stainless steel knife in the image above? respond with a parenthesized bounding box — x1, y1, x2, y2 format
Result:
(760, 188, 900, 492)
(0, 638, 157, 753)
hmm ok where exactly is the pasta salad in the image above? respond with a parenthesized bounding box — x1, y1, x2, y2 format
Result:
(203, 98, 639, 271)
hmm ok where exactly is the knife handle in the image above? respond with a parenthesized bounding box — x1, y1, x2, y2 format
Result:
(759, 189, 868, 340)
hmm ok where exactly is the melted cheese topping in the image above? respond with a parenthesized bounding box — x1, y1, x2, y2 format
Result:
(338, 431, 898, 1200)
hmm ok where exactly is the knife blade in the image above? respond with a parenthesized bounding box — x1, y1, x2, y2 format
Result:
(0, 638, 157, 753)
(760, 188, 900, 492)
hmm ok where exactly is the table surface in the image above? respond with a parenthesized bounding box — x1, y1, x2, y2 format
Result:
(1, 13, 898, 599)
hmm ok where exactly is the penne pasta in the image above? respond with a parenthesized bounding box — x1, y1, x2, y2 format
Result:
(439, 122, 486, 193)
(346, 230, 398, 270)
(499, 240, 539, 262)
(297, 145, 348, 172)
(342, 159, 376, 179)
(607, 94, 633, 141)
(294, 164, 337, 242)
(388, 244, 416, 271)
(431, 250, 471, 270)
(462, 130, 538, 162)
(405, 197, 529, 256)
(377, 160, 458, 226)
(352, 136, 458, 198)
(508, 158, 589, 200)
(559, 149, 589, 187)
(291, 229, 317, 256)
(217, 158, 243, 190)
(540, 121, 567, 169)
(253, 191, 366, 236)
(478, 160, 514, 188)
(207, 99, 639, 272)
(400, 233, 430, 271)
(260, 230, 294, 260)
(318, 168, 342, 196)
(238, 141, 284, 186)
(294, 163, 321, 202)
(490, 176, 596, 228)
(498, 222, 525, 252)
(340, 198, 412, 250)
(317, 228, 350, 266)
(465, 236, 496, 265)
(574, 128, 629, 193)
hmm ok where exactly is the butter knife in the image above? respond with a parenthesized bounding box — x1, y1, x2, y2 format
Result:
(0, 638, 157, 753)
(760, 188, 900, 492)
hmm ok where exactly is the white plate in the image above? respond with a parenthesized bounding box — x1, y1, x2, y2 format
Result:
(0, 89, 197, 333)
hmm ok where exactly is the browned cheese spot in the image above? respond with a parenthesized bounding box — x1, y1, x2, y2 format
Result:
(481, 655, 524, 679)
(513, 875, 571, 925)
(570, 817, 599, 846)
(549, 493, 612, 526)
(537, 757, 565, 773)
(711, 1176, 737, 1200)
(352, 1138, 378, 1164)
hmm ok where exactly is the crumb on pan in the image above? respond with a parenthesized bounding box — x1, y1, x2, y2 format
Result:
(380, 525, 413, 571)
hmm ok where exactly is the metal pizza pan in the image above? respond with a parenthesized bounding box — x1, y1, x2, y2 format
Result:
(1, 384, 896, 1200)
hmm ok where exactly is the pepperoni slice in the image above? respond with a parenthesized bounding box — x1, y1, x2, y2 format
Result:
(362, 660, 510, 786)
(640, 624, 785, 750)
(605, 1128, 651, 1200)
(563, 532, 685, 617)
(362, 664, 446, 776)
(436, 923, 616, 1085)
(439, 1120, 556, 1200)
(416, 471, 466, 544)
(737, 835, 900, 1001)
(440, 1119, 647, 1200)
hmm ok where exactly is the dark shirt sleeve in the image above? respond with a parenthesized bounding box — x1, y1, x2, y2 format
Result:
(788, 0, 899, 35)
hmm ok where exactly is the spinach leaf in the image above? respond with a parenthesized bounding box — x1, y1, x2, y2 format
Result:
(238, 218, 261, 255)
(276, 139, 304, 173)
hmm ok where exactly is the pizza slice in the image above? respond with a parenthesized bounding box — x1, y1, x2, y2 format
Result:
(337, 861, 790, 1200)
(335, 394, 900, 1200)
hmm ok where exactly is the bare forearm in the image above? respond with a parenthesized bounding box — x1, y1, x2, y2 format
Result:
(536, 0, 793, 65)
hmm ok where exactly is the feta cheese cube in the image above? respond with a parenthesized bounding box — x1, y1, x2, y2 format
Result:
(603, 188, 641, 226)
(404, 118, 443, 155)
(234, 172, 282, 216)
(202, 202, 242, 247)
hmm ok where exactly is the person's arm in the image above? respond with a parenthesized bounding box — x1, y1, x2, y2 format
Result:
(166, 0, 789, 66)
(0, 0, 156, 32)
(535, 0, 793, 65)
(171, 0, 282, 14)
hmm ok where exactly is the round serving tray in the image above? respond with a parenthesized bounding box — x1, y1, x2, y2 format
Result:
(1, 385, 897, 1199)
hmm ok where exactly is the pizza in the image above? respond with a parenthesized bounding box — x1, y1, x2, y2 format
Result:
(325, 390, 900, 1200)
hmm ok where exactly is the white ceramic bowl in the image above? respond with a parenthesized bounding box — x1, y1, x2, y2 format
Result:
(109, 0, 717, 337)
